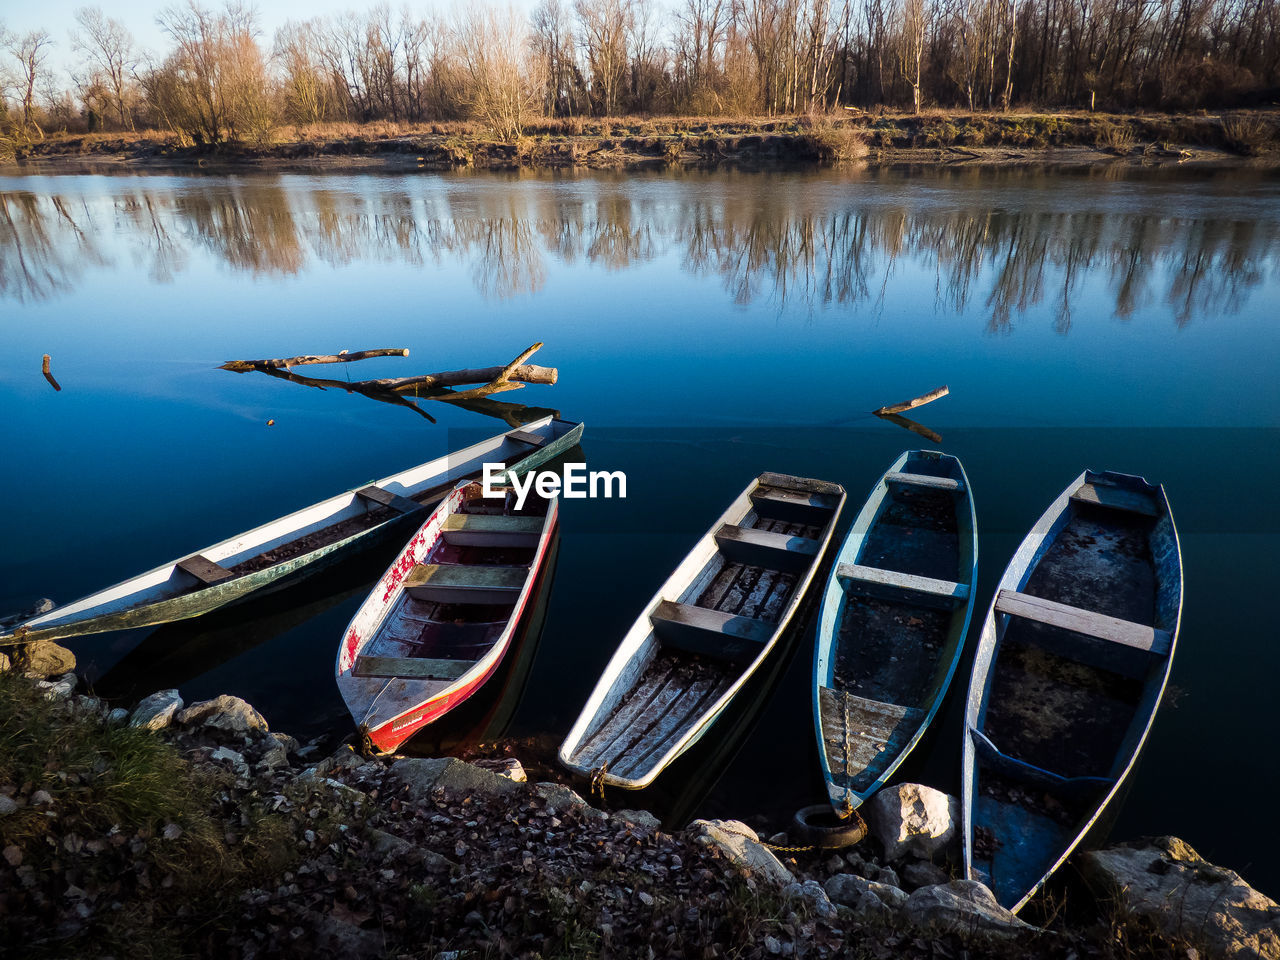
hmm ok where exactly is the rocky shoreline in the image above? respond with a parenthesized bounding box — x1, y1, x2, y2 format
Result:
(3, 638, 1277, 959)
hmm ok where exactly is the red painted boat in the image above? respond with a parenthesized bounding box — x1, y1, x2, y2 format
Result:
(336, 479, 558, 754)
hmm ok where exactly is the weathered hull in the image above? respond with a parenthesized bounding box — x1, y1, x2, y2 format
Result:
(337, 482, 559, 754)
(559, 472, 846, 790)
(961, 469, 1182, 913)
(2, 418, 582, 647)
(813, 450, 978, 814)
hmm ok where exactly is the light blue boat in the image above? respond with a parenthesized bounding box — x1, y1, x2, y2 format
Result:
(961, 470, 1182, 913)
(812, 450, 978, 816)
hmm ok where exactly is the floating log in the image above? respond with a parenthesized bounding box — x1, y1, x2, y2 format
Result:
(42, 354, 62, 392)
(220, 348, 410, 372)
(873, 385, 949, 417)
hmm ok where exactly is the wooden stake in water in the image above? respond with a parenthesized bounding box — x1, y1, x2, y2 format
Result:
(42, 354, 62, 392)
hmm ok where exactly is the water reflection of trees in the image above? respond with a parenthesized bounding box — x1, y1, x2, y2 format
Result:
(2, 172, 1275, 328)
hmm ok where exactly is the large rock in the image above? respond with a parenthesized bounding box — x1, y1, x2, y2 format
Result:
(1080, 837, 1280, 960)
(17, 640, 76, 678)
(130, 690, 184, 731)
(903, 880, 1035, 937)
(690, 819, 794, 887)
(176, 694, 269, 735)
(531, 782, 606, 819)
(783, 880, 839, 919)
(389, 757, 520, 799)
(866, 783, 959, 861)
(824, 872, 907, 917)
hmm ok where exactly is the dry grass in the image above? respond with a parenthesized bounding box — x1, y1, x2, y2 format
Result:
(1222, 114, 1275, 154)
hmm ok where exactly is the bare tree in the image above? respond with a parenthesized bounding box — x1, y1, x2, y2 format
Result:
(72, 8, 138, 129)
(5, 29, 53, 137)
(454, 4, 542, 138)
(152, 1, 276, 144)
(575, 0, 632, 114)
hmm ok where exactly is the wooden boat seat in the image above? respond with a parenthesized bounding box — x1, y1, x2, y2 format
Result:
(714, 523, 820, 574)
(1070, 482, 1158, 517)
(355, 484, 422, 515)
(506, 429, 547, 447)
(651, 600, 773, 664)
(441, 513, 543, 547)
(995, 590, 1172, 656)
(750, 485, 841, 525)
(176, 554, 235, 586)
(353, 655, 475, 679)
(884, 471, 963, 493)
(820, 687, 923, 787)
(837, 562, 969, 609)
(404, 564, 526, 604)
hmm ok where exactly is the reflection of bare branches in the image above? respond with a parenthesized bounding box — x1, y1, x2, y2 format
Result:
(3, 174, 1278, 330)
(875, 412, 942, 443)
(251, 365, 438, 422)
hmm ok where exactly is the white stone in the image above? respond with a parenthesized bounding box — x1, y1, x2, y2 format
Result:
(865, 783, 959, 861)
(176, 694, 269, 735)
(690, 819, 794, 886)
(130, 689, 184, 731)
(903, 880, 1034, 937)
(1080, 837, 1280, 960)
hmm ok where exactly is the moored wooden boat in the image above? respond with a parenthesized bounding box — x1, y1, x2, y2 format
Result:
(962, 470, 1182, 913)
(559, 472, 845, 789)
(337, 479, 558, 754)
(0, 418, 583, 646)
(813, 450, 977, 816)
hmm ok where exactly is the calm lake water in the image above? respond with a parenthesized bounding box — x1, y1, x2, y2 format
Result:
(2, 164, 1278, 894)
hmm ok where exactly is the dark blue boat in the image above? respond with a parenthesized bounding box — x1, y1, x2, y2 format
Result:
(961, 470, 1182, 912)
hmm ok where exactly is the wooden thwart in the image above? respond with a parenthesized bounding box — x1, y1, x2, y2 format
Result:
(884, 471, 963, 493)
(506, 429, 548, 447)
(837, 562, 969, 605)
(1071, 483, 1158, 517)
(714, 523, 819, 573)
(176, 555, 235, 586)
(441, 514, 543, 547)
(751, 486, 841, 524)
(404, 563, 526, 604)
(995, 589, 1173, 655)
(354, 655, 474, 679)
(355, 485, 422, 515)
(651, 600, 773, 662)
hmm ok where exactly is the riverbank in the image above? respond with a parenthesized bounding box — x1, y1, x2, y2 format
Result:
(8, 111, 1279, 172)
(4, 643, 1277, 959)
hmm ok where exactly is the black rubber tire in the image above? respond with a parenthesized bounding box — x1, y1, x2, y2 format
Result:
(792, 804, 868, 849)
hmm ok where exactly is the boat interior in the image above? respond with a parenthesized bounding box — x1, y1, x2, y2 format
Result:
(568, 476, 842, 782)
(970, 473, 1180, 905)
(352, 484, 550, 683)
(823, 452, 973, 795)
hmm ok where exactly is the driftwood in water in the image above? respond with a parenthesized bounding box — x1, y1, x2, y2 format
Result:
(42, 354, 62, 392)
(220, 348, 410, 372)
(875, 412, 942, 444)
(873, 385, 949, 416)
(223, 343, 555, 397)
(251, 366, 438, 423)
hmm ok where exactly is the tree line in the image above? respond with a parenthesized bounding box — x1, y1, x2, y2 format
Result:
(2, 0, 1277, 144)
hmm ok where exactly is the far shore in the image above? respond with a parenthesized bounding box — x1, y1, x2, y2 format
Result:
(6, 110, 1278, 173)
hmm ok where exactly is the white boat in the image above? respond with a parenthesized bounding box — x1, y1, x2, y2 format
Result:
(0, 417, 583, 646)
(559, 472, 845, 789)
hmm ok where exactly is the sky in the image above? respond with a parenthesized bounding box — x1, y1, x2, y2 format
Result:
(1, 0, 522, 84)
